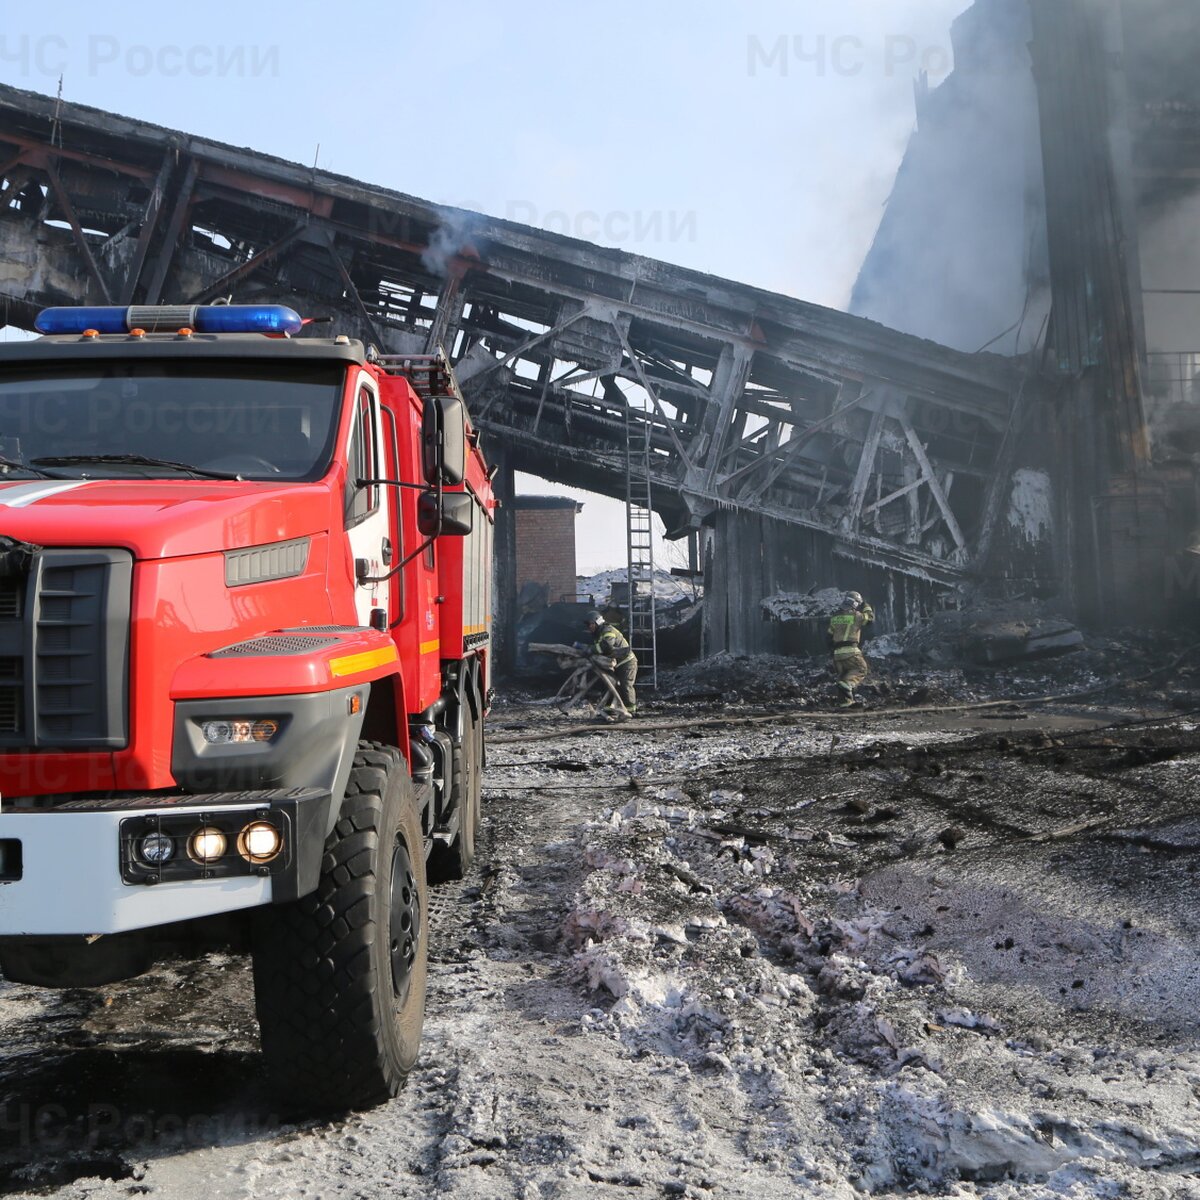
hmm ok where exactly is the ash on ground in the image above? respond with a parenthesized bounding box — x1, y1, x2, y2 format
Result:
(3, 654, 1200, 1199)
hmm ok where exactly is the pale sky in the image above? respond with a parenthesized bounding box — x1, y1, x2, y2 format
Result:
(1, 0, 971, 572)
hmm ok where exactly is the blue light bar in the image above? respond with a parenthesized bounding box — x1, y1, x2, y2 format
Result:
(194, 306, 303, 335)
(34, 305, 304, 337)
(35, 307, 127, 334)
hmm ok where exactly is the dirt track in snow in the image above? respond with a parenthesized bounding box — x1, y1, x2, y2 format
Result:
(2, 697, 1200, 1198)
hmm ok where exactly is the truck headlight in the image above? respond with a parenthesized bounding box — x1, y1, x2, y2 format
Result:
(188, 826, 228, 864)
(201, 718, 280, 744)
(237, 820, 283, 864)
(137, 831, 175, 866)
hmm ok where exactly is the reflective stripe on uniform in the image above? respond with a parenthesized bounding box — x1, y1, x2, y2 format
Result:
(829, 616, 860, 646)
(596, 629, 634, 663)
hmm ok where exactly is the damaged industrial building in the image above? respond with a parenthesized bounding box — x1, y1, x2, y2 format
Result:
(1, 3, 1200, 1198)
(0, 0, 1195, 672)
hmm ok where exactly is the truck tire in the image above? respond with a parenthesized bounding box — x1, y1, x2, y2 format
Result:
(252, 743, 428, 1112)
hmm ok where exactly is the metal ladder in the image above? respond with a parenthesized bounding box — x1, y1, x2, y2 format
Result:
(624, 397, 658, 689)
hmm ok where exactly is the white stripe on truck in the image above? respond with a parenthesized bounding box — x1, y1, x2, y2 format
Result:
(0, 480, 92, 507)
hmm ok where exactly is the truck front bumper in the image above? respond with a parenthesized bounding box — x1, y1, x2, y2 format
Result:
(0, 787, 330, 936)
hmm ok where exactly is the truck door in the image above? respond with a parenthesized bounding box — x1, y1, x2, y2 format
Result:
(344, 378, 391, 627)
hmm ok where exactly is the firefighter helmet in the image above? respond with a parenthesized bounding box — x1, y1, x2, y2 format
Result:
(584, 609, 604, 627)
(844, 591, 863, 607)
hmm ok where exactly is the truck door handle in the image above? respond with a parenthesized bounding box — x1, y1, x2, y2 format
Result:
(381, 536, 393, 566)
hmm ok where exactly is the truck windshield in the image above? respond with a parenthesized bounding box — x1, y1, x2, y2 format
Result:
(0, 361, 345, 481)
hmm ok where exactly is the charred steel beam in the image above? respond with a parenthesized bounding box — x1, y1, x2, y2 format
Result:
(735, 383, 867, 502)
(186, 223, 308, 305)
(42, 156, 111, 303)
(121, 152, 179, 304)
(0, 80, 1025, 582)
(321, 235, 386, 350)
(140, 156, 197, 305)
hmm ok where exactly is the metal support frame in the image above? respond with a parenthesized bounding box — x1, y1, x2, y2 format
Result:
(728, 382, 875, 503)
(695, 343, 753, 492)
(323, 235, 385, 348)
(844, 400, 891, 532)
(120, 152, 176, 304)
(187, 223, 308, 305)
(0, 81, 1024, 587)
(42, 157, 112, 303)
(141, 156, 197, 305)
(612, 320, 695, 472)
(897, 409, 968, 558)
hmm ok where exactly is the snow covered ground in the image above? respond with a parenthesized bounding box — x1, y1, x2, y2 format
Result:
(2, 694, 1200, 1198)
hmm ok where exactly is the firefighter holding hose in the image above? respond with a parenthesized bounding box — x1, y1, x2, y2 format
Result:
(827, 591, 874, 707)
(575, 609, 638, 721)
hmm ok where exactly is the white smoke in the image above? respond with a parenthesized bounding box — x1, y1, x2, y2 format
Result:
(850, 0, 1048, 355)
(421, 209, 482, 277)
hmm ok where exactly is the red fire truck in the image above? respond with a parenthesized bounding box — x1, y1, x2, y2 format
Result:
(0, 303, 494, 1110)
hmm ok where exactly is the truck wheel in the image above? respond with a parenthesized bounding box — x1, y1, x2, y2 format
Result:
(252, 743, 428, 1112)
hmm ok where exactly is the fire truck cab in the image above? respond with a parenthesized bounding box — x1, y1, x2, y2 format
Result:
(0, 304, 494, 1110)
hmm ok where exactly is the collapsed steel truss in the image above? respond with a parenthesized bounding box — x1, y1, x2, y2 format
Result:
(0, 83, 1024, 583)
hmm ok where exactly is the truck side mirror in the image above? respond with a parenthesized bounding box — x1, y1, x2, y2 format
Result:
(420, 400, 438, 484)
(439, 492, 473, 536)
(417, 491, 473, 538)
(438, 396, 467, 485)
(421, 395, 467, 487)
(418, 492, 439, 537)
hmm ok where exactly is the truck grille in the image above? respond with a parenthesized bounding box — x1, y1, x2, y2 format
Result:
(0, 657, 20, 735)
(0, 579, 21, 620)
(0, 549, 132, 749)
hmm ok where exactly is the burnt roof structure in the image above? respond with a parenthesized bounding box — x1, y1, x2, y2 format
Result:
(0, 81, 1023, 597)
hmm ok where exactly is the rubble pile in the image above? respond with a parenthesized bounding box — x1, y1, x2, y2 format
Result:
(652, 591, 1200, 717)
(657, 651, 828, 702)
(556, 719, 1200, 1195)
(760, 591, 1093, 667)
(656, 653, 1004, 711)
(760, 587, 847, 623)
(890, 602, 1086, 666)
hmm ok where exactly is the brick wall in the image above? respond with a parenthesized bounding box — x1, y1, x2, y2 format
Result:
(515, 505, 578, 604)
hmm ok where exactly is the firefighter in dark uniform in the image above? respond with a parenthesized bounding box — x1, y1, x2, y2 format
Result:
(827, 591, 874, 707)
(577, 609, 638, 720)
